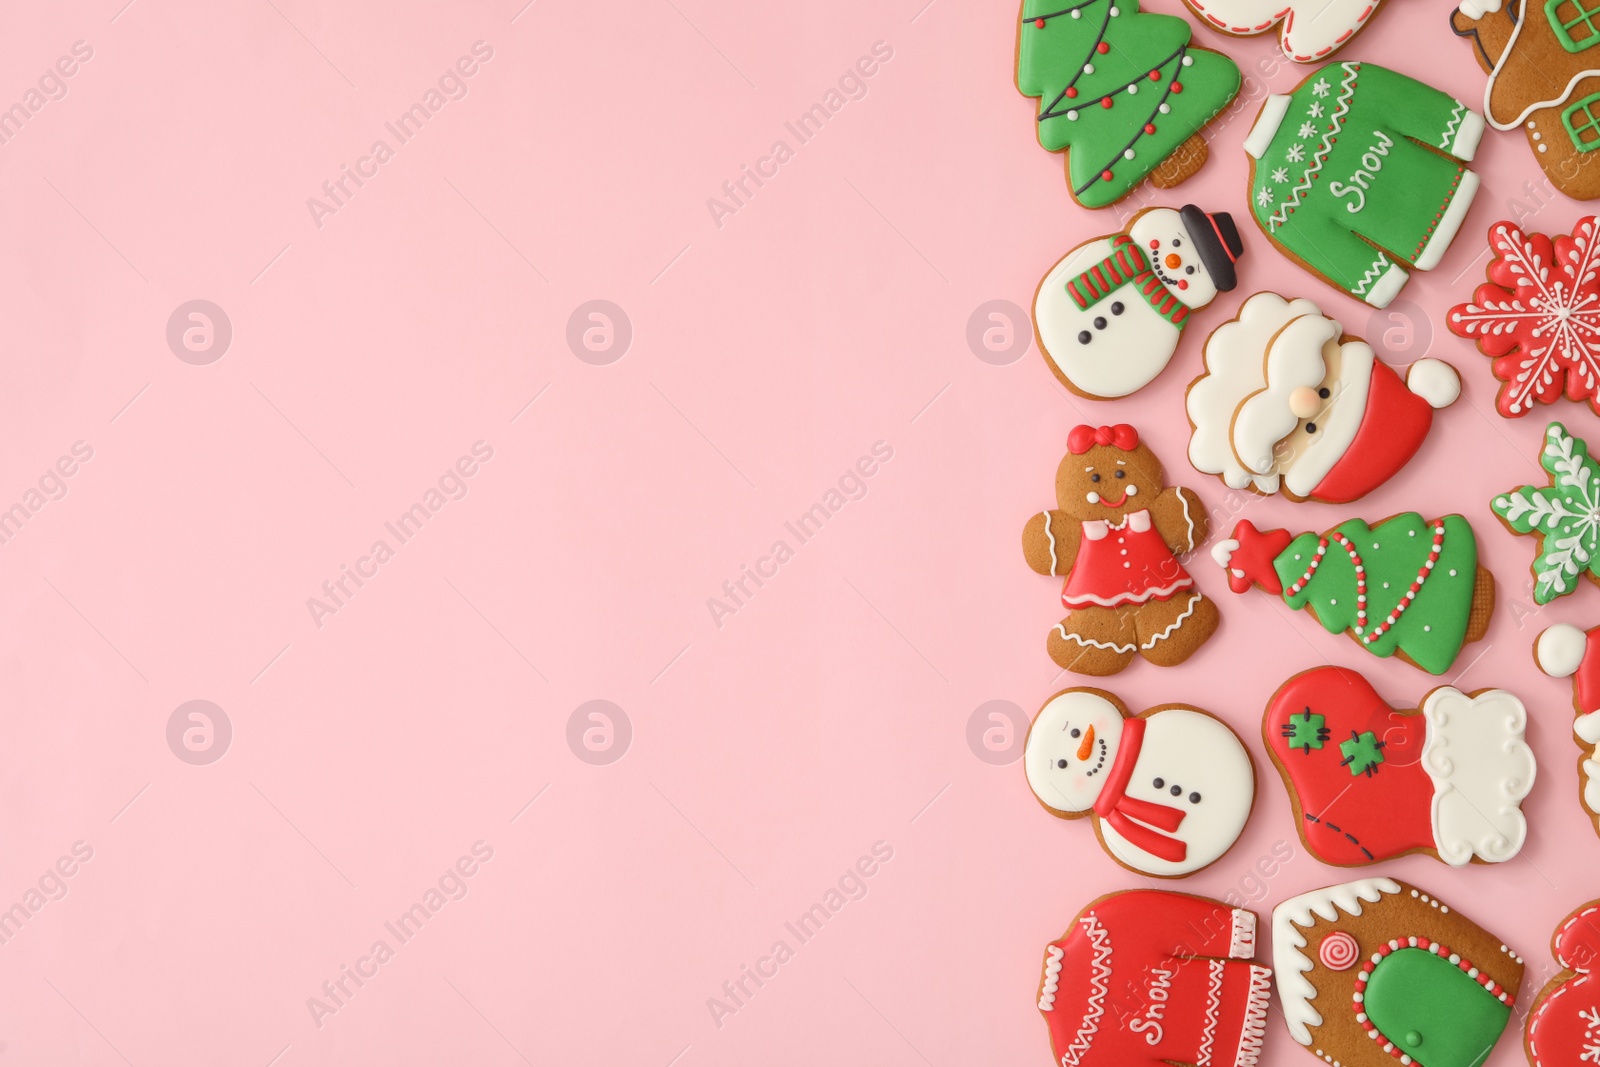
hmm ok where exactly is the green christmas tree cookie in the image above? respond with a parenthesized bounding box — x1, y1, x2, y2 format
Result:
(1016, 0, 1242, 209)
(1492, 422, 1600, 605)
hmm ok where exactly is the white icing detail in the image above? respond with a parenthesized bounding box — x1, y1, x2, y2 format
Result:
(1083, 518, 1110, 541)
(1178, 488, 1195, 550)
(1272, 879, 1401, 1045)
(1245, 95, 1292, 158)
(1479, 0, 1600, 130)
(1459, 0, 1502, 14)
(1086, 491, 1101, 504)
(1405, 358, 1460, 409)
(1054, 591, 1204, 655)
(1061, 914, 1113, 1067)
(1450, 109, 1485, 162)
(1585, 750, 1600, 815)
(1577, 709, 1600, 744)
(1196, 957, 1224, 1067)
(1128, 509, 1151, 533)
(1230, 908, 1256, 958)
(1092, 703, 1254, 876)
(1420, 687, 1535, 865)
(1211, 538, 1239, 569)
(1125, 483, 1138, 497)
(1044, 511, 1060, 574)
(1181, 0, 1379, 61)
(1234, 311, 1341, 474)
(1363, 261, 1409, 309)
(1055, 623, 1135, 654)
(1236, 965, 1272, 1067)
(1038, 944, 1065, 1011)
(1412, 170, 1479, 271)
(1536, 623, 1587, 678)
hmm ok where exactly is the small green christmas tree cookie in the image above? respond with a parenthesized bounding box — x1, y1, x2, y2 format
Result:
(1492, 422, 1600, 605)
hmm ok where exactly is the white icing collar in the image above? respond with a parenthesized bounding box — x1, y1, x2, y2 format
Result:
(1245, 96, 1291, 160)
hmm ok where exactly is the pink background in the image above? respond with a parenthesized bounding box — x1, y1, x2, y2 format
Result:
(0, 0, 1592, 1063)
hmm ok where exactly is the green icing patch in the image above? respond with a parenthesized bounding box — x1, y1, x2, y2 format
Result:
(1283, 711, 1328, 752)
(1364, 948, 1510, 1067)
(1339, 730, 1384, 777)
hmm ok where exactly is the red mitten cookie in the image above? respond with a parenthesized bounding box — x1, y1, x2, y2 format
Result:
(1263, 666, 1534, 867)
(1526, 901, 1600, 1067)
(1273, 879, 1524, 1067)
(1023, 425, 1220, 675)
(1040, 890, 1270, 1067)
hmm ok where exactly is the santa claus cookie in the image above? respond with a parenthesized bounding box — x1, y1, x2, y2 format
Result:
(1264, 667, 1534, 867)
(1492, 423, 1600, 603)
(1534, 622, 1600, 839)
(1273, 879, 1523, 1067)
(1213, 513, 1494, 675)
(1025, 688, 1255, 877)
(1452, 0, 1600, 202)
(1448, 219, 1600, 418)
(1036, 205, 1244, 400)
(1016, 0, 1242, 208)
(1186, 292, 1460, 502)
(1022, 424, 1220, 675)
(1184, 0, 1386, 62)
(1244, 63, 1484, 308)
(1039, 890, 1270, 1067)
(1525, 900, 1600, 1067)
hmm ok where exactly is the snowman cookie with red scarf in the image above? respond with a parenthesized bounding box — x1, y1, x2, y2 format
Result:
(1025, 687, 1256, 877)
(1022, 424, 1220, 675)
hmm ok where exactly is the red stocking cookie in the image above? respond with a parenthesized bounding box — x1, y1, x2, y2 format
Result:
(1039, 890, 1270, 1067)
(1263, 667, 1534, 867)
(1273, 880, 1523, 1067)
(1022, 424, 1220, 675)
(1025, 687, 1255, 877)
(1526, 901, 1600, 1067)
(1535, 622, 1600, 839)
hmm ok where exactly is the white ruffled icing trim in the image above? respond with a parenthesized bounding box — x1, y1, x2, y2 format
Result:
(1038, 944, 1064, 1011)
(1230, 908, 1256, 958)
(1272, 879, 1400, 1046)
(1235, 965, 1272, 1067)
(1421, 687, 1535, 866)
(1054, 591, 1201, 652)
(1197, 958, 1224, 1067)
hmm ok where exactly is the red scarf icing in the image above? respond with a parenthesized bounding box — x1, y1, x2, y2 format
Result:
(1091, 717, 1188, 863)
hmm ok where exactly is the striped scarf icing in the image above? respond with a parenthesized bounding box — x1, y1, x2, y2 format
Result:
(1065, 234, 1190, 328)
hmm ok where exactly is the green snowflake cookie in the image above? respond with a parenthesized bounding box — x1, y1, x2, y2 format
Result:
(1492, 422, 1600, 605)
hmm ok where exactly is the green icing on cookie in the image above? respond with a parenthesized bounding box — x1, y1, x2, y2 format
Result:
(1491, 422, 1600, 605)
(1339, 729, 1384, 777)
(1283, 710, 1328, 752)
(1272, 513, 1479, 675)
(1364, 948, 1511, 1067)
(1016, 0, 1241, 208)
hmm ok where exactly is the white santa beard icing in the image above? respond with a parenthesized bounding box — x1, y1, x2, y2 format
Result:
(1036, 236, 1177, 398)
(1282, 340, 1374, 497)
(1420, 687, 1535, 866)
(1272, 879, 1401, 1046)
(1232, 313, 1340, 475)
(1130, 211, 1219, 310)
(1024, 691, 1124, 814)
(1097, 708, 1254, 877)
(1187, 292, 1322, 493)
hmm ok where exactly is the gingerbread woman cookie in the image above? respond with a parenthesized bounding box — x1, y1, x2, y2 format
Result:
(1023, 424, 1219, 674)
(1525, 900, 1600, 1067)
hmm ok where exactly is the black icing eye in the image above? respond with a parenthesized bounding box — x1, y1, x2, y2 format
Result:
(1152, 778, 1164, 789)
(1069, 728, 1081, 738)
(1090, 473, 1100, 482)
(1114, 470, 1125, 479)
(1170, 784, 1182, 797)
(1306, 422, 1318, 434)
(1184, 265, 1195, 274)
(1319, 387, 1330, 398)
(1057, 759, 1068, 768)
(1189, 792, 1202, 804)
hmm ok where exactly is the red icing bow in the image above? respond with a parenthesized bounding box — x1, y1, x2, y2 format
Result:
(1067, 424, 1138, 454)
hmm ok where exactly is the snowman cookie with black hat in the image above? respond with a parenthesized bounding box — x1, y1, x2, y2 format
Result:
(1034, 204, 1244, 400)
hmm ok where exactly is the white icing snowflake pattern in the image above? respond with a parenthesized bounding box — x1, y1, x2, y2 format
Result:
(1448, 219, 1600, 418)
(1312, 79, 1330, 97)
(1298, 121, 1317, 139)
(1257, 188, 1273, 207)
(1492, 423, 1600, 603)
(1582, 1005, 1600, 1064)
(1271, 167, 1289, 183)
(1308, 102, 1324, 118)
(1285, 144, 1305, 163)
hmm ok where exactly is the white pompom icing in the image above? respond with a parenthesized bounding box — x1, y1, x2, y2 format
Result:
(1537, 623, 1587, 678)
(1406, 358, 1461, 409)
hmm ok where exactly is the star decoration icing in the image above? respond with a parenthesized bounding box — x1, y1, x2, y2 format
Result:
(1258, 188, 1274, 206)
(1492, 422, 1600, 604)
(1272, 167, 1289, 183)
(1448, 217, 1600, 418)
(1286, 144, 1305, 163)
(1298, 121, 1317, 139)
(1308, 102, 1324, 118)
(1312, 79, 1330, 97)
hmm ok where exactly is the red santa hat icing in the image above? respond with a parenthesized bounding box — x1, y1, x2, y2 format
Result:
(1537, 622, 1600, 741)
(1301, 358, 1461, 504)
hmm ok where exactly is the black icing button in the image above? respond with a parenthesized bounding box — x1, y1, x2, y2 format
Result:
(1093, 317, 1107, 329)
(1111, 302, 1124, 315)
(1077, 331, 1092, 344)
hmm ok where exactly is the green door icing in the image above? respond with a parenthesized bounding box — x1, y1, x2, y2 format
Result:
(1364, 949, 1511, 1067)
(1563, 93, 1600, 152)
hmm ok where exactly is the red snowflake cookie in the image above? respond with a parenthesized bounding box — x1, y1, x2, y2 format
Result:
(1447, 217, 1600, 419)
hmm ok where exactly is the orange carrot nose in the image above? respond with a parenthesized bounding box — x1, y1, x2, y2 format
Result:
(1164, 253, 1182, 270)
(1076, 725, 1095, 762)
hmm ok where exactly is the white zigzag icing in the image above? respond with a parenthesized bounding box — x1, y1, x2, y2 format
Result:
(1039, 944, 1065, 1011)
(1235, 964, 1273, 1067)
(1044, 511, 1059, 574)
(1196, 957, 1224, 1067)
(1440, 102, 1465, 150)
(1352, 254, 1389, 297)
(1272, 879, 1400, 1046)
(1062, 914, 1113, 1067)
(1268, 62, 1359, 232)
(1054, 591, 1201, 653)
